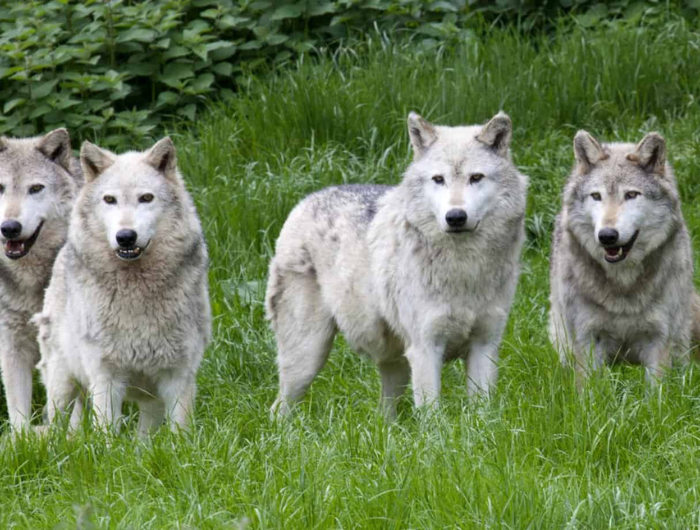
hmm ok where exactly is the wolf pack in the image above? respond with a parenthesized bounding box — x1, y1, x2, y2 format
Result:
(0, 110, 697, 437)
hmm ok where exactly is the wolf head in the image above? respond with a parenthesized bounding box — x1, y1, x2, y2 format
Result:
(564, 130, 681, 268)
(76, 138, 196, 264)
(0, 129, 79, 260)
(403, 112, 526, 237)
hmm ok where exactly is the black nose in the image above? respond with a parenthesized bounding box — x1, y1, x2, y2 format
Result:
(1, 220, 22, 239)
(598, 228, 619, 245)
(445, 209, 467, 228)
(116, 229, 138, 248)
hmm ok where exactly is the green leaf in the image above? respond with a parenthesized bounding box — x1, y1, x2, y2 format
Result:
(116, 28, 157, 44)
(212, 62, 234, 76)
(32, 79, 59, 99)
(177, 104, 197, 120)
(271, 4, 304, 20)
(4, 98, 26, 113)
(161, 63, 195, 82)
(156, 91, 179, 108)
(191, 73, 215, 91)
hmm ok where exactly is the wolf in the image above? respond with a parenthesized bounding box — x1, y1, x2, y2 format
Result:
(0, 129, 82, 431)
(34, 138, 211, 436)
(549, 130, 698, 384)
(266, 112, 528, 417)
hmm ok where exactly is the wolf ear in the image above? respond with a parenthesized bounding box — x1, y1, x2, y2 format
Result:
(407, 112, 437, 159)
(477, 111, 512, 157)
(80, 141, 115, 183)
(145, 137, 177, 180)
(627, 132, 666, 175)
(573, 130, 606, 171)
(37, 128, 72, 172)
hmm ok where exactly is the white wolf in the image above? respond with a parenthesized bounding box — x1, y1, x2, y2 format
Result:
(549, 130, 700, 384)
(0, 129, 82, 431)
(266, 112, 528, 417)
(34, 138, 211, 436)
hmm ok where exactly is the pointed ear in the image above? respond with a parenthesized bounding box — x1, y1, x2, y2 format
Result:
(145, 137, 177, 179)
(407, 112, 437, 159)
(80, 141, 115, 183)
(627, 132, 666, 175)
(477, 111, 512, 157)
(573, 130, 606, 171)
(37, 128, 72, 171)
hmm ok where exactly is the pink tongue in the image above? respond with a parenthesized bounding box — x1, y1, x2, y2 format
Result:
(5, 241, 24, 252)
(605, 247, 620, 256)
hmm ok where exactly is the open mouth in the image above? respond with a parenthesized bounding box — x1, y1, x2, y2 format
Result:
(603, 231, 639, 264)
(3, 221, 44, 260)
(115, 241, 149, 261)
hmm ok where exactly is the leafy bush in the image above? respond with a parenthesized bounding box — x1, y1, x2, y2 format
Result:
(0, 0, 697, 148)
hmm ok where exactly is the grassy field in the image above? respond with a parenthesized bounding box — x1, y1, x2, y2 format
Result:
(4, 18, 700, 529)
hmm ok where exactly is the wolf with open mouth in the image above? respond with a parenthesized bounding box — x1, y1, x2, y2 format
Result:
(34, 138, 211, 436)
(549, 130, 700, 384)
(0, 129, 83, 432)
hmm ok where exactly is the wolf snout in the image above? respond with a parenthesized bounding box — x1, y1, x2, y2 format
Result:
(116, 229, 138, 248)
(598, 228, 619, 246)
(1, 219, 22, 239)
(445, 208, 467, 228)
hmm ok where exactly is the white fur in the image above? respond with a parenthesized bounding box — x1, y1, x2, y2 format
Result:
(0, 130, 81, 432)
(35, 138, 211, 436)
(266, 112, 528, 417)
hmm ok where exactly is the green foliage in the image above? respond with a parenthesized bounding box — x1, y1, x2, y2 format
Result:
(0, 0, 698, 148)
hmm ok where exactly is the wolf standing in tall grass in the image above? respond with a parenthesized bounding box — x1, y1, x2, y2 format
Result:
(267, 112, 528, 417)
(0, 130, 83, 431)
(549, 131, 700, 384)
(35, 138, 210, 435)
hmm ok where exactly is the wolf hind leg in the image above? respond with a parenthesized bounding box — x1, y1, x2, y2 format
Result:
(137, 399, 166, 438)
(270, 271, 336, 418)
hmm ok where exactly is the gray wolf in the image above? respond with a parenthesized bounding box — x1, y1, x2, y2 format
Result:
(266, 112, 528, 417)
(35, 138, 211, 436)
(0, 129, 82, 431)
(549, 130, 698, 384)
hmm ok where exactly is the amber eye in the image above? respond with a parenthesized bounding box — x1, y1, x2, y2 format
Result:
(590, 192, 602, 201)
(103, 195, 117, 205)
(139, 193, 154, 203)
(470, 173, 485, 184)
(625, 191, 641, 200)
(432, 175, 445, 185)
(28, 184, 45, 195)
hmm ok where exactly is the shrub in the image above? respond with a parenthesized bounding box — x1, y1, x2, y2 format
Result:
(0, 0, 696, 148)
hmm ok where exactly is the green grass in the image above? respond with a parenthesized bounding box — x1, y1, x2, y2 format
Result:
(4, 18, 700, 529)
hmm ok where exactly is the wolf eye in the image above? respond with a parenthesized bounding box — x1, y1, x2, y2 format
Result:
(590, 192, 602, 201)
(470, 173, 485, 184)
(432, 175, 445, 185)
(103, 195, 117, 205)
(28, 184, 44, 195)
(139, 193, 154, 203)
(625, 191, 641, 200)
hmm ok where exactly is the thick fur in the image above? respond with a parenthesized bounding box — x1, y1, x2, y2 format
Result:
(0, 130, 82, 431)
(266, 112, 528, 417)
(549, 131, 696, 384)
(35, 138, 211, 436)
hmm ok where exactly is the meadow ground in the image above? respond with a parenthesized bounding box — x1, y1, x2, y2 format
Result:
(4, 19, 700, 529)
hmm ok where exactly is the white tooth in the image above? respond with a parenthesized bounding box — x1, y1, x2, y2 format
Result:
(618, 247, 623, 256)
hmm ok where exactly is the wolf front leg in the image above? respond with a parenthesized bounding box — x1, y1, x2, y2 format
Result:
(405, 342, 444, 409)
(640, 339, 672, 387)
(159, 373, 196, 433)
(0, 342, 35, 431)
(466, 314, 507, 396)
(91, 376, 126, 434)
